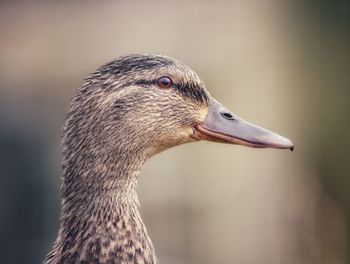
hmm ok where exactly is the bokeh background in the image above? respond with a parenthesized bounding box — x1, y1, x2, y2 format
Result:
(0, 1, 349, 263)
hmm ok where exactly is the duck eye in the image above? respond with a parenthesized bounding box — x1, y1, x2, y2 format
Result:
(156, 76, 173, 89)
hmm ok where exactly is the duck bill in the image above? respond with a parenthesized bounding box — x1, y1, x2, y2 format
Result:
(192, 99, 294, 150)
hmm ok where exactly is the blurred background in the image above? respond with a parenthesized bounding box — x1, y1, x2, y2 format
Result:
(0, 0, 349, 263)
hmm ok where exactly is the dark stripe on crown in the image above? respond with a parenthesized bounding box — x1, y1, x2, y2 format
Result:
(99, 55, 174, 77)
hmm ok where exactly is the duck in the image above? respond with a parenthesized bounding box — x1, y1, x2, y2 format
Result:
(44, 54, 294, 264)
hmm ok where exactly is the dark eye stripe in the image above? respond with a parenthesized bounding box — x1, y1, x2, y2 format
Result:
(132, 79, 209, 104)
(133, 79, 154, 87)
(173, 83, 209, 104)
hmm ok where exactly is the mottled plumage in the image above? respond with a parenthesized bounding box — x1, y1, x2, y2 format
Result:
(45, 54, 210, 264)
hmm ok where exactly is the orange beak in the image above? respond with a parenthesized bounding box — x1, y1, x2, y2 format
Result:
(192, 99, 294, 151)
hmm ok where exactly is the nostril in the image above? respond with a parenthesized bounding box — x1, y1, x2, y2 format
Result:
(220, 112, 235, 120)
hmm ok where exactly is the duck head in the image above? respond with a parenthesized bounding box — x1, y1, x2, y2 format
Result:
(66, 54, 293, 169)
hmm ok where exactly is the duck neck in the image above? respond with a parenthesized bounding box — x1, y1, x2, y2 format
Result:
(47, 149, 158, 264)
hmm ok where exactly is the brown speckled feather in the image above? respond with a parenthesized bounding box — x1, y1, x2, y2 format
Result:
(45, 54, 210, 264)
